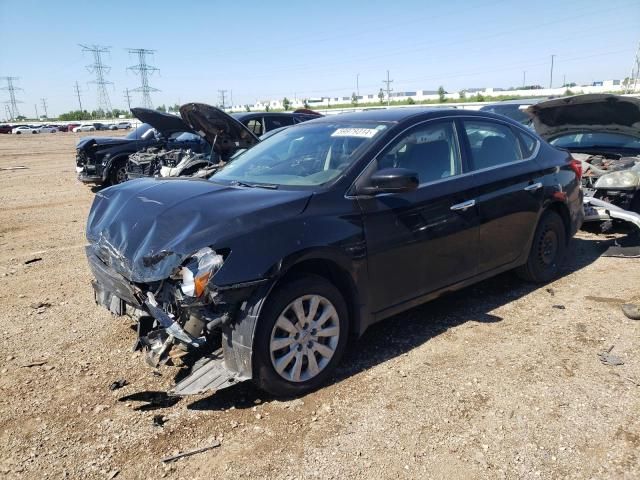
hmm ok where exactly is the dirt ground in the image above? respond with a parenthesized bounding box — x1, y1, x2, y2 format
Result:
(0, 131, 639, 480)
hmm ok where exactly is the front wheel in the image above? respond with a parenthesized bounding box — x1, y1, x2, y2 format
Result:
(517, 210, 566, 283)
(109, 161, 128, 185)
(253, 275, 349, 397)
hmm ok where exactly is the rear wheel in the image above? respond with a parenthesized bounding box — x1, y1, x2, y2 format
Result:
(253, 275, 349, 397)
(517, 210, 566, 283)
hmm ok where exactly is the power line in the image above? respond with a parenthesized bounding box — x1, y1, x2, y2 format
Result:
(218, 89, 228, 109)
(124, 88, 132, 111)
(382, 70, 393, 107)
(80, 44, 113, 113)
(626, 41, 640, 93)
(40, 98, 48, 119)
(1, 76, 23, 120)
(127, 48, 159, 109)
(74, 81, 83, 111)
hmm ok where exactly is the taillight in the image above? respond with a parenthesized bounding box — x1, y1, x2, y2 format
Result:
(569, 157, 582, 180)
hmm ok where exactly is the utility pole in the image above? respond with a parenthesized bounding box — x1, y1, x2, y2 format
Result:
(74, 81, 83, 111)
(34, 104, 38, 120)
(563, 74, 566, 88)
(522, 71, 526, 88)
(79, 44, 113, 113)
(230, 90, 233, 108)
(382, 70, 393, 107)
(549, 54, 556, 89)
(123, 88, 132, 111)
(218, 89, 228, 109)
(1, 76, 23, 119)
(127, 48, 159, 109)
(356, 73, 360, 97)
(40, 98, 48, 119)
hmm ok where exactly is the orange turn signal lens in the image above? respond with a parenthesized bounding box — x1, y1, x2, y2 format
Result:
(194, 271, 212, 297)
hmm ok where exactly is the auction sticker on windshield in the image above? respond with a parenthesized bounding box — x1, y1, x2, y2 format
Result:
(331, 128, 381, 138)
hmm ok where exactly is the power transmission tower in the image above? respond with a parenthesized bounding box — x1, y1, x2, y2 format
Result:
(74, 81, 84, 111)
(4, 104, 11, 121)
(127, 48, 159, 109)
(1, 76, 23, 120)
(41, 98, 48, 119)
(218, 89, 228, 109)
(34, 104, 38, 120)
(626, 42, 640, 93)
(80, 44, 113, 113)
(382, 70, 393, 107)
(123, 88, 132, 111)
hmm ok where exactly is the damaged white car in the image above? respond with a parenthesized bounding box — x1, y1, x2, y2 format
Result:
(527, 94, 640, 213)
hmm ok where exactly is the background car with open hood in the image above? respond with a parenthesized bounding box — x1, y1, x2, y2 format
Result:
(75, 108, 208, 187)
(527, 94, 640, 213)
(126, 106, 322, 180)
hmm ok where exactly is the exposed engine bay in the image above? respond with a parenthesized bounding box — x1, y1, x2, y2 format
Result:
(127, 147, 223, 179)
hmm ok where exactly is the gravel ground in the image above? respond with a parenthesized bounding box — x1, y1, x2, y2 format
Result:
(0, 132, 638, 480)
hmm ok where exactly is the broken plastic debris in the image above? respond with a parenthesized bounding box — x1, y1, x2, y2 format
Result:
(598, 346, 625, 366)
(621, 304, 640, 320)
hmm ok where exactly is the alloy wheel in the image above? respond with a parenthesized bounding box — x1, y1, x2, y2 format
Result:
(269, 294, 340, 383)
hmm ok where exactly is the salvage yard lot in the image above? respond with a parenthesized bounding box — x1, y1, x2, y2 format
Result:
(0, 132, 639, 479)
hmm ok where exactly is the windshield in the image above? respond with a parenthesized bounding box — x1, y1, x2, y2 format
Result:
(210, 122, 388, 187)
(126, 123, 153, 139)
(550, 132, 640, 150)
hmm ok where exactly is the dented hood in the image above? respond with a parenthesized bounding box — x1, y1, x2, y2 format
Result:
(86, 178, 311, 282)
(526, 94, 640, 140)
(131, 108, 194, 137)
(179, 103, 259, 155)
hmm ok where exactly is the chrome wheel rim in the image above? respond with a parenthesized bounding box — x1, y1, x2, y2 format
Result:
(269, 294, 340, 383)
(115, 167, 127, 184)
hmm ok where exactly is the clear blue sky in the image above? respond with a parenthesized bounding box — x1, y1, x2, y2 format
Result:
(1, 0, 638, 116)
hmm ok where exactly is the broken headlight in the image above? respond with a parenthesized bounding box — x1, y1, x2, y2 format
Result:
(594, 171, 640, 190)
(179, 248, 225, 298)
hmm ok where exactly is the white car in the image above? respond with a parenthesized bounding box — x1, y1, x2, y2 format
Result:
(12, 125, 41, 134)
(73, 124, 96, 133)
(39, 125, 59, 133)
(116, 121, 132, 130)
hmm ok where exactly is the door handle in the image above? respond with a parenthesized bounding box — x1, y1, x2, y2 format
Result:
(450, 199, 476, 211)
(524, 182, 543, 192)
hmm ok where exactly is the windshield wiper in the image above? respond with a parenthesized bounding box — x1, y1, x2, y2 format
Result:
(230, 180, 279, 189)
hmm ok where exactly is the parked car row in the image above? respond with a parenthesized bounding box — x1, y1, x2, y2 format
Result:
(84, 98, 589, 399)
(0, 121, 133, 134)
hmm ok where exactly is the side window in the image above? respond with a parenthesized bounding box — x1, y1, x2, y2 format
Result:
(265, 115, 294, 131)
(377, 121, 461, 185)
(246, 118, 264, 136)
(463, 120, 524, 171)
(516, 130, 538, 157)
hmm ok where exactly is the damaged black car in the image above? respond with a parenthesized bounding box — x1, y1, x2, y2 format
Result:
(86, 108, 583, 398)
(76, 108, 208, 186)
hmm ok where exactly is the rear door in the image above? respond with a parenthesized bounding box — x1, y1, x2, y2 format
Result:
(460, 118, 545, 273)
(358, 119, 481, 313)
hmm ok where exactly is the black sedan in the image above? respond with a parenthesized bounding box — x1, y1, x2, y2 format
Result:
(85, 108, 583, 398)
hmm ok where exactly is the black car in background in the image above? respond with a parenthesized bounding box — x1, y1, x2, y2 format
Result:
(479, 98, 546, 126)
(232, 110, 322, 136)
(76, 109, 207, 186)
(86, 108, 583, 398)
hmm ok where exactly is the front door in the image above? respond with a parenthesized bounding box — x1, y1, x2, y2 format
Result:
(357, 119, 481, 314)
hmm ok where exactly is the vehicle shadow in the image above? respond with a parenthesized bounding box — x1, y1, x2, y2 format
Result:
(169, 236, 608, 411)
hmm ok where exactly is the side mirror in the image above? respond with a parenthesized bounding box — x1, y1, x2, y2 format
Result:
(358, 168, 419, 195)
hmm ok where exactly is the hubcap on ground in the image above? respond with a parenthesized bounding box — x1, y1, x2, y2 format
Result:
(269, 294, 340, 383)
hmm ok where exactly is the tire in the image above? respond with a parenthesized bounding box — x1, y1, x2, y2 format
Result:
(109, 160, 128, 185)
(517, 210, 566, 283)
(253, 274, 349, 397)
(15, 131, 20, 135)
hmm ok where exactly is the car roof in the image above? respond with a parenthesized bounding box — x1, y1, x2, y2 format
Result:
(307, 107, 459, 123)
